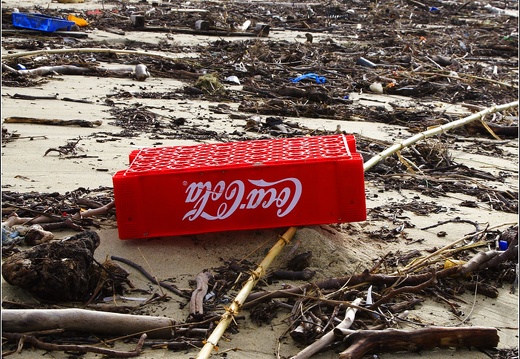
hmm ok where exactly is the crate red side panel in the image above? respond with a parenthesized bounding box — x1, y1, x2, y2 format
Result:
(113, 160, 365, 239)
(113, 135, 366, 239)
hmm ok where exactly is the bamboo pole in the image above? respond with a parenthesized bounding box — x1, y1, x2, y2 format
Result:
(196, 227, 297, 359)
(363, 100, 519, 172)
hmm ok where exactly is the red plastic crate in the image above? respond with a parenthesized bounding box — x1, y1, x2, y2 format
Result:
(113, 134, 366, 239)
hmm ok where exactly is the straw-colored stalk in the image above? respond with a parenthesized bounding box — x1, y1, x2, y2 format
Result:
(196, 227, 297, 359)
(363, 101, 519, 172)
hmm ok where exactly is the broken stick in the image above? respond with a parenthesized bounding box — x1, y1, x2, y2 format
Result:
(4, 117, 102, 127)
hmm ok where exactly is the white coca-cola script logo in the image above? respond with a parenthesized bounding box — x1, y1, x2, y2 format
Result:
(182, 178, 302, 221)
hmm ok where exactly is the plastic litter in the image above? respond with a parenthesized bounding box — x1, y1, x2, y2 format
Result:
(241, 20, 251, 31)
(224, 75, 240, 85)
(68, 14, 88, 27)
(369, 82, 384, 94)
(12, 13, 75, 32)
(234, 62, 247, 72)
(356, 57, 377, 68)
(113, 134, 366, 239)
(290, 73, 326, 84)
(1, 226, 22, 245)
(499, 240, 509, 251)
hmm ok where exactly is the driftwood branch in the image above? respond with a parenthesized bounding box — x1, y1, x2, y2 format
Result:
(4, 117, 102, 127)
(2, 63, 150, 81)
(3, 332, 147, 358)
(71, 200, 115, 219)
(1, 47, 180, 61)
(2, 309, 175, 339)
(369, 270, 436, 310)
(338, 326, 499, 359)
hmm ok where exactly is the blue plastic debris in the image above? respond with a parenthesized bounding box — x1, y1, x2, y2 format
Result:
(429, 7, 440, 13)
(290, 73, 326, 84)
(2, 226, 21, 245)
(12, 12, 75, 32)
(499, 240, 509, 251)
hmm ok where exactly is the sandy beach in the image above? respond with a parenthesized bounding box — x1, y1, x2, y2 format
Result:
(1, 0, 518, 358)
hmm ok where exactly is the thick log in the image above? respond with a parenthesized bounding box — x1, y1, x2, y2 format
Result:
(2, 309, 175, 339)
(338, 326, 499, 359)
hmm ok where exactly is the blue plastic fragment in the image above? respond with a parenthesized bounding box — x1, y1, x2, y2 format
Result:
(499, 240, 508, 251)
(17, 64, 26, 70)
(429, 7, 440, 12)
(290, 73, 326, 84)
(12, 12, 75, 32)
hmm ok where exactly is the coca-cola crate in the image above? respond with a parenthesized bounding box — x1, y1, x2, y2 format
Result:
(113, 134, 366, 239)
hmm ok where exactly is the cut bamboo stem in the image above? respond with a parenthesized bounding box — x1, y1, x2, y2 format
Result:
(196, 227, 297, 359)
(363, 101, 519, 172)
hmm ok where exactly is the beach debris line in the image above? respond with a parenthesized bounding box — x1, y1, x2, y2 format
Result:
(0, 215, 517, 357)
(111, 255, 190, 299)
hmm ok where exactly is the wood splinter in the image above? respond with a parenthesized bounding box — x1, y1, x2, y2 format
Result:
(189, 271, 213, 318)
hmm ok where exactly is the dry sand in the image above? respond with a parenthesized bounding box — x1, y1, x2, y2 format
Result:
(1, 0, 518, 358)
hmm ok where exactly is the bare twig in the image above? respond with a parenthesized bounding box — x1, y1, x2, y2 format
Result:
(111, 255, 190, 299)
(2, 332, 147, 358)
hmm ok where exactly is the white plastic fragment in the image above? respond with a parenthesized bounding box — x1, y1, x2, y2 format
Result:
(369, 82, 384, 94)
(224, 75, 240, 85)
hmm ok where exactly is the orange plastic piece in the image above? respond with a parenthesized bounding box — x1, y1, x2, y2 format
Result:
(67, 14, 88, 27)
